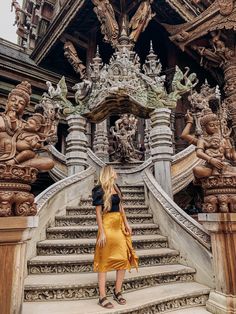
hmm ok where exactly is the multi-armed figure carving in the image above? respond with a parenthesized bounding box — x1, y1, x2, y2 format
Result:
(181, 83, 236, 213)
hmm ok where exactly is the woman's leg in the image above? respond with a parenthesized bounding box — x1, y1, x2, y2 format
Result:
(98, 272, 107, 298)
(115, 269, 126, 293)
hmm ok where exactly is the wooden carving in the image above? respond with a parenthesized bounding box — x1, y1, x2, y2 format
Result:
(64, 41, 86, 78)
(92, 0, 119, 46)
(218, 0, 234, 15)
(181, 84, 236, 213)
(0, 81, 59, 217)
(129, 0, 155, 43)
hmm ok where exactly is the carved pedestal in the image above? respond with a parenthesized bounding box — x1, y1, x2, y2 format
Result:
(0, 164, 38, 217)
(66, 114, 88, 175)
(0, 216, 38, 314)
(201, 175, 236, 213)
(150, 108, 173, 197)
(93, 120, 109, 162)
(198, 213, 236, 314)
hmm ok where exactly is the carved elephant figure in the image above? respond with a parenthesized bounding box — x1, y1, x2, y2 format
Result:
(203, 195, 218, 213)
(217, 194, 229, 213)
(228, 195, 236, 213)
(14, 191, 37, 216)
(0, 191, 15, 217)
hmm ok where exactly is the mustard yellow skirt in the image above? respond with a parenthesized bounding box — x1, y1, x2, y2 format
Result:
(93, 212, 139, 272)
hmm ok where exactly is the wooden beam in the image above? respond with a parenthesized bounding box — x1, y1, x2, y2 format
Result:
(60, 33, 88, 50)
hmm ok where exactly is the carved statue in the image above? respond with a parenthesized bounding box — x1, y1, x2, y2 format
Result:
(0, 81, 59, 216)
(129, 0, 155, 43)
(64, 41, 86, 78)
(0, 81, 54, 171)
(181, 85, 236, 213)
(110, 114, 140, 162)
(73, 79, 92, 104)
(92, 0, 119, 46)
(11, 0, 30, 40)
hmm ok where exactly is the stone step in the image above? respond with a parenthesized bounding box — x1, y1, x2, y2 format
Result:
(170, 307, 209, 313)
(23, 283, 210, 313)
(80, 197, 145, 206)
(66, 205, 149, 216)
(36, 234, 168, 256)
(55, 213, 154, 227)
(28, 248, 179, 274)
(46, 224, 160, 239)
(24, 264, 195, 302)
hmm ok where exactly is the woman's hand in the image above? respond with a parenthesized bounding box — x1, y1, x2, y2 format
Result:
(125, 223, 132, 235)
(97, 231, 106, 247)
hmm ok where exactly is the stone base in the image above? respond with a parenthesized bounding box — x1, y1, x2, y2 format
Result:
(0, 216, 38, 314)
(207, 291, 236, 314)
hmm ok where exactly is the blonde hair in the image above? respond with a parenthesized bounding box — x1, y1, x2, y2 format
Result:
(99, 165, 121, 212)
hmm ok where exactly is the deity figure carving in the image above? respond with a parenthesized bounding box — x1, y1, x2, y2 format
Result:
(129, 0, 155, 43)
(110, 114, 141, 162)
(0, 81, 59, 216)
(64, 41, 86, 78)
(92, 0, 119, 46)
(11, 0, 30, 40)
(181, 83, 236, 213)
(0, 82, 55, 171)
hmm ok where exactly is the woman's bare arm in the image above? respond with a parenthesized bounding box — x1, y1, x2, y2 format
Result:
(95, 205, 106, 247)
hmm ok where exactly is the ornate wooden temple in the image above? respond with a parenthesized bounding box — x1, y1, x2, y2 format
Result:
(0, 1, 236, 314)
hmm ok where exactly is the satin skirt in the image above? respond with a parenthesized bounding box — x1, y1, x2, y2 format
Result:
(93, 212, 138, 273)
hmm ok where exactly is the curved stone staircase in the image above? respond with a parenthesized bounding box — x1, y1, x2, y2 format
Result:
(23, 185, 210, 314)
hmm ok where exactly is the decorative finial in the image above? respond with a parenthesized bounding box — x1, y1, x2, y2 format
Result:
(119, 18, 130, 46)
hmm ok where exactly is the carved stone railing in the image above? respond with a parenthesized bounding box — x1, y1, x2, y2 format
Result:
(48, 145, 67, 181)
(48, 144, 203, 195)
(143, 167, 214, 288)
(172, 145, 204, 194)
(26, 166, 95, 260)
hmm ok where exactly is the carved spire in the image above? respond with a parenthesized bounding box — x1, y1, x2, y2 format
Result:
(90, 46, 103, 81)
(143, 41, 162, 78)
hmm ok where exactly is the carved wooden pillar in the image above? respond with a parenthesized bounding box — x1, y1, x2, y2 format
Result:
(66, 114, 88, 175)
(199, 213, 236, 314)
(0, 216, 38, 314)
(150, 108, 173, 198)
(93, 120, 109, 162)
(223, 61, 236, 138)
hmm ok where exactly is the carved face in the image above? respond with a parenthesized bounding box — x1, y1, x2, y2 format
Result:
(6, 94, 27, 117)
(24, 118, 40, 132)
(205, 120, 219, 135)
(211, 137, 220, 149)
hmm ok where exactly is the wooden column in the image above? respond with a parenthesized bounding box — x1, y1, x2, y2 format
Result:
(0, 216, 38, 314)
(199, 213, 236, 314)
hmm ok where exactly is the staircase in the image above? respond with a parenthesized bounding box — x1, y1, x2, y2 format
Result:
(23, 185, 210, 314)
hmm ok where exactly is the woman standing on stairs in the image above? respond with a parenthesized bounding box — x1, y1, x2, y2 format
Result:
(92, 165, 138, 309)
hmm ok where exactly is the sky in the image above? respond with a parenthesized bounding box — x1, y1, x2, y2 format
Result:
(0, 0, 23, 43)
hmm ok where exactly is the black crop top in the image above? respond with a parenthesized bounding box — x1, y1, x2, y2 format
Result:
(92, 185, 121, 212)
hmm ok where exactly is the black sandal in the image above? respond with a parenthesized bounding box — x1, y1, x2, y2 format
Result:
(98, 296, 114, 309)
(113, 289, 126, 305)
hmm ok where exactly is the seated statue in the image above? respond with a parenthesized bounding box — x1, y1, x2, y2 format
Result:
(181, 109, 236, 178)
(0, 81, 54, 171)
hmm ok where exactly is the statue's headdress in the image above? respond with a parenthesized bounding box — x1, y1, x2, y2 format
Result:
(8, 81, 32, 105)
(200, 108, 218, 128)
